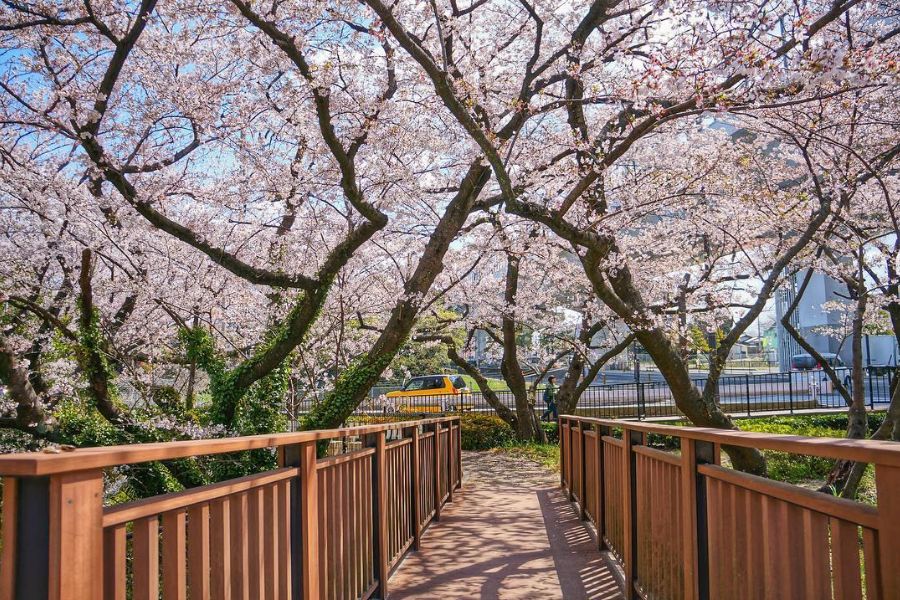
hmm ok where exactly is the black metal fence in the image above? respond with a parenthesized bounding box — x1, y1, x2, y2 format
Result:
(295, 369, 895, 420)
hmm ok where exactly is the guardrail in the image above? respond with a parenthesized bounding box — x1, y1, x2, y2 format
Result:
(0, 416, 462, 600)
(559, 415, 900, 600)
(303, 369, 894, 420)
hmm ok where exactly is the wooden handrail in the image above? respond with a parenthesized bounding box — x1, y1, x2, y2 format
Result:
(562, 415, 900, 466)
(0, 416, 457, 476)
(559, 415, 900, 600)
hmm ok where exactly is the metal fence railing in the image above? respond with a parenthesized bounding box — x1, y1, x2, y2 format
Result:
(294, 369, 895, 420)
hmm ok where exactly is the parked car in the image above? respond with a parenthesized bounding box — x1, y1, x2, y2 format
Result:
(790, 353, 845, 371)
(386, 375, 474, 413)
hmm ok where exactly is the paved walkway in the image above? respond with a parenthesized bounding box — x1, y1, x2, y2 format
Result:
(389, 452, 624, 599)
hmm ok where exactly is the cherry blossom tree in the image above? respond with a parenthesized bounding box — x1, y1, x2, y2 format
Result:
(361, 0, 897, 473)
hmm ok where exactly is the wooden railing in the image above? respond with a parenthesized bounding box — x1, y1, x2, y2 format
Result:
(0, 416, 462, 600)
(559, 415, 900, 600)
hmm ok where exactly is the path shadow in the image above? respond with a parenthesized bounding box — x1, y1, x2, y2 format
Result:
(389, 480, 623, 599)
(536, 488, 625, 599)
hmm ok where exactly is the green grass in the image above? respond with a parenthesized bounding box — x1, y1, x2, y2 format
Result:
(729, 414, 881, 503)
(459, 374, 510, 391)
(494, 443, 560, 472)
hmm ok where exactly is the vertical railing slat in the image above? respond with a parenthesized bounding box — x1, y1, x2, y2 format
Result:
(876, 465, 900, 599)
(411, 427, 421, 550)
(229, 493, 250, 600)
(210, 497, 231, 600)
(188, 503, 211, 600)
(162, 510, 187, 600)
(298, 440, 320, 600)
(369, 430, 389, 599)
(103, 523, 127, 600)
(132, 516, 159, 600)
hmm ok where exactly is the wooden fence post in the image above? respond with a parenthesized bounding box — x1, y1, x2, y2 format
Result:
(447, 420, 455, 504)
(456, 418, 463, 489)
(595, 423, 606, 550)
(409, 425, 422, 550)
(578, 420, 587, 521)
(371, 431, 389, 599)
(681, 437, 715, 600)
(433, 422, 442, 521)
(282, 441, 320, 600)
(876, 465, 900, 599)
(622, 426, 643, 600)
(559, 417, 566, 489)
(566, 419, 575, 500)
(1, 470, 105, 600)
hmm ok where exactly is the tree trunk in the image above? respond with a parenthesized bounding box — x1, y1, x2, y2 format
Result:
(583, 249, 767, 474)
(302, 164, 491, 430)
(500, 254, 544, 442)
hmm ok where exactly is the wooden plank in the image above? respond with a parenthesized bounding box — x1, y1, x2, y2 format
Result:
(336, 463, 351, 598)
(447, 424, 455, 503)
(263, 485, 279, 600)
(317, 461, 327, 597)
(188, 503, 211, 600)
(48, 470, 104, 600)
(299, 440, 320, 600)
(0, 417, 462, 477)
(783, 502, 806, 599)
(706, 478, 721, 599)
(862, 527, 881, 600)
(229, 493, 250, 600)
(350, 457, 359, 599)
(364, 457, 373, 591)
(278, 480, 291, 600)
(103, 467, 298, 527)
(801, 508, 829, 600)
(102, 524, 127, 600)
(831, 518, 863, 600)
(327, 466, 338, 599)
(132, 516, 159, 600)
(456, 421, 463, 488)
(248, 487, 265, 598)
(744, 489, 765, 600)
(315, 447, 375, 469)
(374, 430, 389, 598)
(698, 463, 878, 528)
(0, 478, 17, 600)
(578, 421, 587, 520)
(550, 417, 900, 468)
(876, 464, 900, 599)
(433, 423, 442, 521)
(412, 426, 422, 550)
(633, 444, 681, 466)
(622, 427, 637, 600)
(210, 498, 232, 600)
(595, 425, 605, 548)
(162, 510, 187, 600)
(4, 414, 900, 478)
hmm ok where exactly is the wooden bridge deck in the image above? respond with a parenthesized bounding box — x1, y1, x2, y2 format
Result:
(389, 452, 624, 599)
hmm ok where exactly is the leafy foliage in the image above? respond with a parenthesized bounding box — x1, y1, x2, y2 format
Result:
(459, 413, 515, 450)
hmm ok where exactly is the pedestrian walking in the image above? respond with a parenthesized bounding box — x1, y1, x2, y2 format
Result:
(541, 376, 558, 421)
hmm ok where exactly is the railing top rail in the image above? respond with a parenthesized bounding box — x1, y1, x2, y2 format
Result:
(561, 415, 900, 467)
(0, 416, 458, 477)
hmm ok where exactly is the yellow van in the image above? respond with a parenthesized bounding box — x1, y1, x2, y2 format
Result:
(386, 375, 474, 413)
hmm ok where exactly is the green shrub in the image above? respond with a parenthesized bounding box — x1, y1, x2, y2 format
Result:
(460, 413, 514, 450)
(731, 413, 885, 494)
(541, 421, 559, 444)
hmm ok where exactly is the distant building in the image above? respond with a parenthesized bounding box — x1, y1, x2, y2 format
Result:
(775, 271, 898, 370)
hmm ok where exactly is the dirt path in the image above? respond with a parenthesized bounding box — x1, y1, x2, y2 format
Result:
(388, 451, 624, 599)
